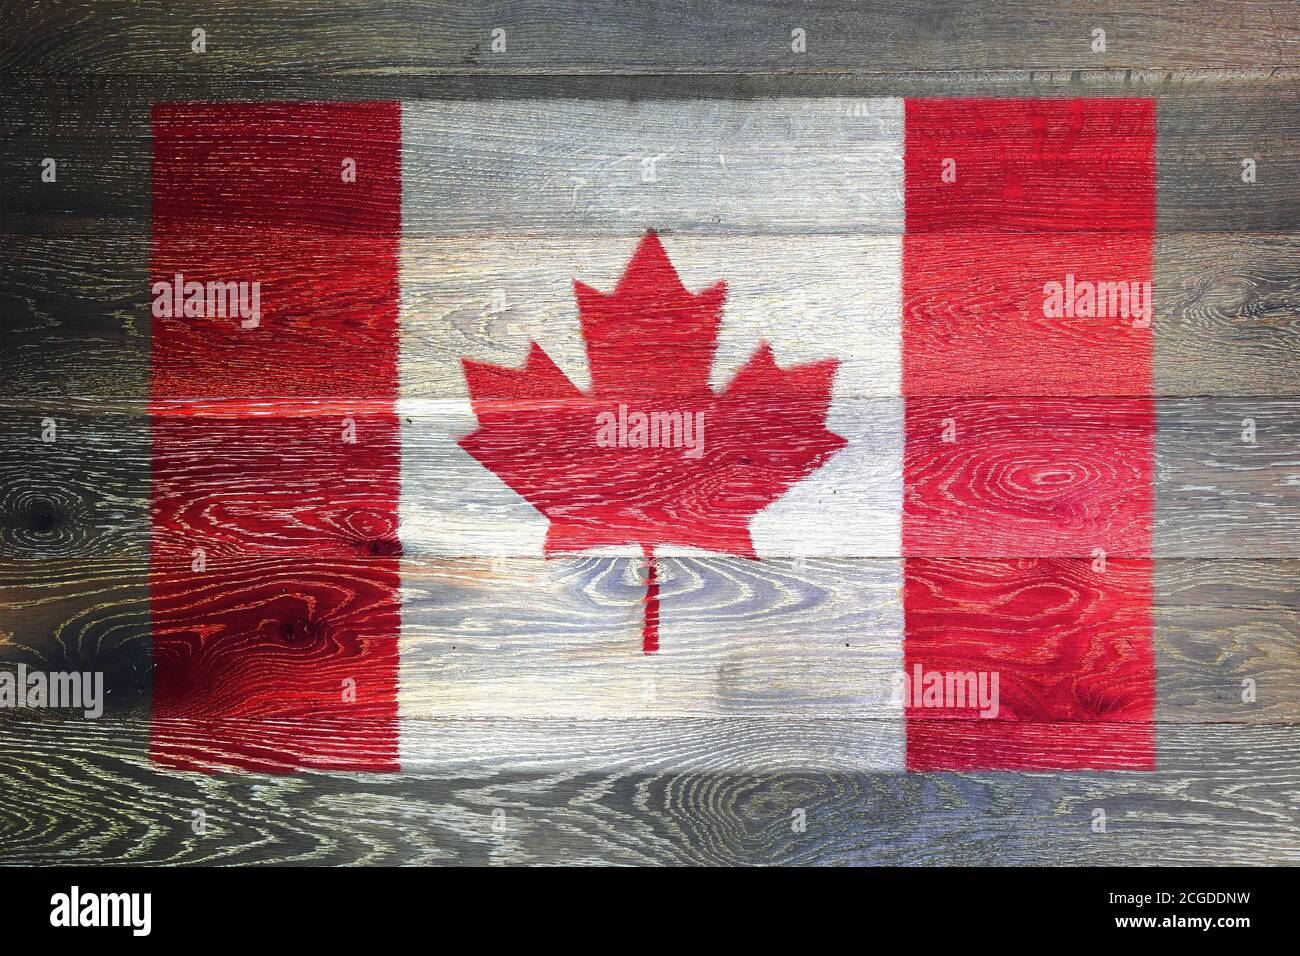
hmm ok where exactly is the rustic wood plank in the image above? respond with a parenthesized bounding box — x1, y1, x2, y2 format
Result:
(404, 89, 1296, 235)
(401, 396, 902, 559)
(151, 407, 401, 559)
(4, 232, 1295, 399)
(3, 399, 1298, 558)
(401, 555, 1300, 723)
(0, 92, 152, 397)
(147, 553, 401, 760)
(3, 556, 1296, 725)
(0, 94, 150, 235)
(1, 1, 1290, 75)
(0, 717, 1295, 865)
(1156, 88, 1300, 233)
(405, 396, 1300, 558)
(2, 82, 1295, 235)
(1153, 560, 1300, 723)
(399, 97, 906, 236)
(6, 67, 1298, 100)
(1155, 556, 1300, 606)
(0, 1, 1294, 872)
(1156, 603, 1300, 723)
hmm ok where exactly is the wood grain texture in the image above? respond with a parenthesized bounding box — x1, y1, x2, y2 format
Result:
(900, 99, 1158, 770)
(402, 397, 902, 559)
(400, 234, 902, 399)
(1155, 233, 1300, 394)
(1155, 557, 1300, 606)
(400, 555, 1300, 724)
(1155, 399, 1300, 558)
(903, 557, 1155, 772)
(902, 234, 1155, 396)
(1154, 560, 1300, 724)
(3, 556, 1295, 728)
(2, 80, 1297, 236)
(0, 234, 150, 399)
(0, 557, 150, 717)
(149, 111, 406, 775)
(1, 5, 1298, 863)
(400, 97, 904, 236)
(152, 409, 401, 559)
(2, 399, 1297, 558)
(398, 555, 905, 722)
(150, 554, 401, 773)
(0, 718, 1295, 865)
(7, 67, 1296, 99)
(1156, 604, 1300, 723)
(1, 1, 1291, 75)
(0, 402, 148, 559)
(5, 232, 1295, 400)
(903, 397, 1154, 559)
(411, 396, 1300, 558)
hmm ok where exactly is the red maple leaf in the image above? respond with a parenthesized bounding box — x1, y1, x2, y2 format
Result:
(459, 230, 846, 652)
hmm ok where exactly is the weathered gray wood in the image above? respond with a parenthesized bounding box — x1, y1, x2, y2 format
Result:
(1156, 88, 1300, 233)
(1, 1, 1291, 75)
(0, 717, 1295, 865)
(5, 67, 1298, 100)
(1155, 233, 1300, 394)
(0, 557, 150, 716)
(0, 234, 151, 399)
(1155, 561, 1300, 724)
(1155, 557, 1300, 606)
(0, 91, 152, 396)
(1155, 399, 1300, 558)
(0, 402, 148, 559)
(1156, 604, 1300, 723)
(401, 554, 1300, 723)
(0, 94, 150, 235)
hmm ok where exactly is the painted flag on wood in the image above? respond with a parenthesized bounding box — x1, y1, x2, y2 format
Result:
(150, 98, 1155, 774)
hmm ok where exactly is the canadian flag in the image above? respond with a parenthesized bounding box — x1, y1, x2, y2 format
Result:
(150, 98, 1155, 773)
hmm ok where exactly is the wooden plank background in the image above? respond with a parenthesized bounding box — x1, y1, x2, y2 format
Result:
(1, 1, 1298, 864)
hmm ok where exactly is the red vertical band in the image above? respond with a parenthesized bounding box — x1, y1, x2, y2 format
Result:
(902, 99, 1157, 770)
(150, 103, 402, 772)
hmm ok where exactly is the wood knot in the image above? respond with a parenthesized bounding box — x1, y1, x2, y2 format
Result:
(278, 618, 316, 644)
(25, 499, 60, 533)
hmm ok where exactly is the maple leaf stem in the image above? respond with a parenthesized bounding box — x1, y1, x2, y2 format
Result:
(642, 544, 660, 655)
